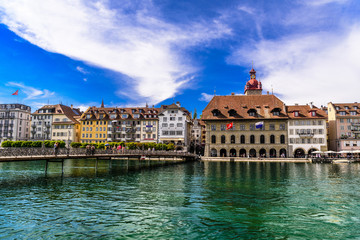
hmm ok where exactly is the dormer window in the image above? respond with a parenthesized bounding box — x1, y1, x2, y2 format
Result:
(110, 114, 116, 119)
(247, 109, 257, 117)
(271, 108, 281, 116)
(345, 106, 349, 110)
(212, 109, 220, 116)
(228, 109, 237, 117)
(294, 111, 299, 117)
(340, 111, 346, 116)
(336, 106, 340, 110)
(310, 111, 316, 117)
(132, 109, 136, 113)
(86, 114, 91, 119)
(133, 114, 140, 118)
(350, 111, 357, 116)
(122, 114, 128, 118)
(354, 106, 358, 110)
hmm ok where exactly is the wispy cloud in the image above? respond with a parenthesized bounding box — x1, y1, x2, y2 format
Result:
(302, 0, 348, 6)
(228, 26, 360, 105)
(199, 93, 214, 102)
(0, 0, 230, 105)
(6, 82, 55, 100)
(76, 66, 88, 75)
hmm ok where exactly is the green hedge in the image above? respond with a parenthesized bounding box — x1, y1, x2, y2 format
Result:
(1, 140, 65, 148)
(67, 142, 176, 151)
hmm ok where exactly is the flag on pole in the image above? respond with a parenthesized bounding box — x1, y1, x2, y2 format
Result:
(12, 90, 19, 95)
(226, 122, 233, 130)
(255, 121, 264, 129)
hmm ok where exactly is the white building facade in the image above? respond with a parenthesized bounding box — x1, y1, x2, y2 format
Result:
(0, 103, 31, 143)
(158, 102, 191, 151)
(287, 105, 328, 157)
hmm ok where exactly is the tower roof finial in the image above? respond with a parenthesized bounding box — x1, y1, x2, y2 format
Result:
(101, 99, 104, 108)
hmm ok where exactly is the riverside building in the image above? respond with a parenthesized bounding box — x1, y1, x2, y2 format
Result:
(51, 105, 82, 146)
(202, 68, 288, 158)
(31, 104, 81, 142)
(328, 102, 360, 151)
(158, 102, 192, 151)
(286, 104, 327, 157)
(0, 103, 31, 143)
(80, 101, 160, 144)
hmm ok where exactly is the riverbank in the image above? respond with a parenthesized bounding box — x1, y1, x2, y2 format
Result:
(201, 157, 311, 163)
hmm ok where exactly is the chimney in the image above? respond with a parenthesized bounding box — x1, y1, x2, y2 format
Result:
(71, 104, 73, 109)
(309, 102, 313, 109)
(176, 101, 181, 107)
(267, 91, 269, 95)
(295, 103, 298, 106)
(231, 92, 235, 96)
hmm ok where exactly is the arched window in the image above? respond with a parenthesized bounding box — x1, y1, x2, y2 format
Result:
(239, 149, 246, 157)
(250, 135, 255, 144)
(280, 135, 285, 144)
(240, 135, 245, 144)
(221, 135, 226, 144)
(231, 135, 235, 144)
(220, 149, 227, 157)
(270, 135, 275, 144)
(260, 135, 265, 144)
(230, 149, 237, 157)
(211, 135, 216, 144)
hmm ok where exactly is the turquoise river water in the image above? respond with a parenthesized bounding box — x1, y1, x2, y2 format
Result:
(1, 159, 360, 239)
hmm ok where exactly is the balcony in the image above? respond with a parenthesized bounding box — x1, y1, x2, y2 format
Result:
(298, 133, 314, 138)
(31, 124, 36, 128)
(125, 128, 136, 133)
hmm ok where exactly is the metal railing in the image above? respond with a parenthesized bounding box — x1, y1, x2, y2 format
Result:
(0, 147, 196, 158)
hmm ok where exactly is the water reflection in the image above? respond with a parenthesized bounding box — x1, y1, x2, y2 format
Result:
(1, 161, 360, 239)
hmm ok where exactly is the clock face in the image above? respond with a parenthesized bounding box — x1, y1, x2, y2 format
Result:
(251, 75, 255, 79)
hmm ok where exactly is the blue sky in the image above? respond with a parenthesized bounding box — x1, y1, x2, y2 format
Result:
(0, 0, 360, 115)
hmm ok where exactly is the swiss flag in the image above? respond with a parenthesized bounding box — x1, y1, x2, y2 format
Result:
(12, 90, 19, 95)
(226, 122, 233, 130)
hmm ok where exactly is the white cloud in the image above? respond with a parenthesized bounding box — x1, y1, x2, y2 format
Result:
(6, 82, 55, 100)
(0, 0, 230, 104)
(199, 93, 214, 102)
(228, 26, 360, 106)
(302, 0, 348, 6)
(76, 66, 88, 75)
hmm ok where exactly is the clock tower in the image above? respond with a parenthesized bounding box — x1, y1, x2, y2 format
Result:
(244, 68, 262, 95)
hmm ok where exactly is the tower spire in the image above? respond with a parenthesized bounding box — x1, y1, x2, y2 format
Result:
(101, 99, 104, 108)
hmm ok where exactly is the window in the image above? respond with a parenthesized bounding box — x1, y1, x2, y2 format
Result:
(177, 123, 183, 127)
(211, 135, 216, 143)
(211, 125, 216, 131)
(170, 123, 174, 127)
(231, 135, 235, 144)
(340, 119, 344, 123)
(240, 124, 245, 130)
(162, 131, 169, 135)
(170, 117, 175, 121)
(280, 135, 285, 144)
(178, 117, 182, 121)
(176, 131, 183, 135)
(133, 114, 140, 118)
(162, 123, 168, 127)
(250, 135, 255, 144)
(260, 135, 265, 144)
(269, 124, 275, 130)
(311, 111, 316, 117)
(250, 124, 255, 131)
(221, 135, 226, 143)
(240, 135, 245, 144)
(273, 111, 280, 116)
(270, 135, 275, 144)
(294, 111, 299, 117)
(279, 124, 286, 130)
(340, 111, 346, 116)
(220, 125, 226, 131)
(248, 109, 257, 117)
